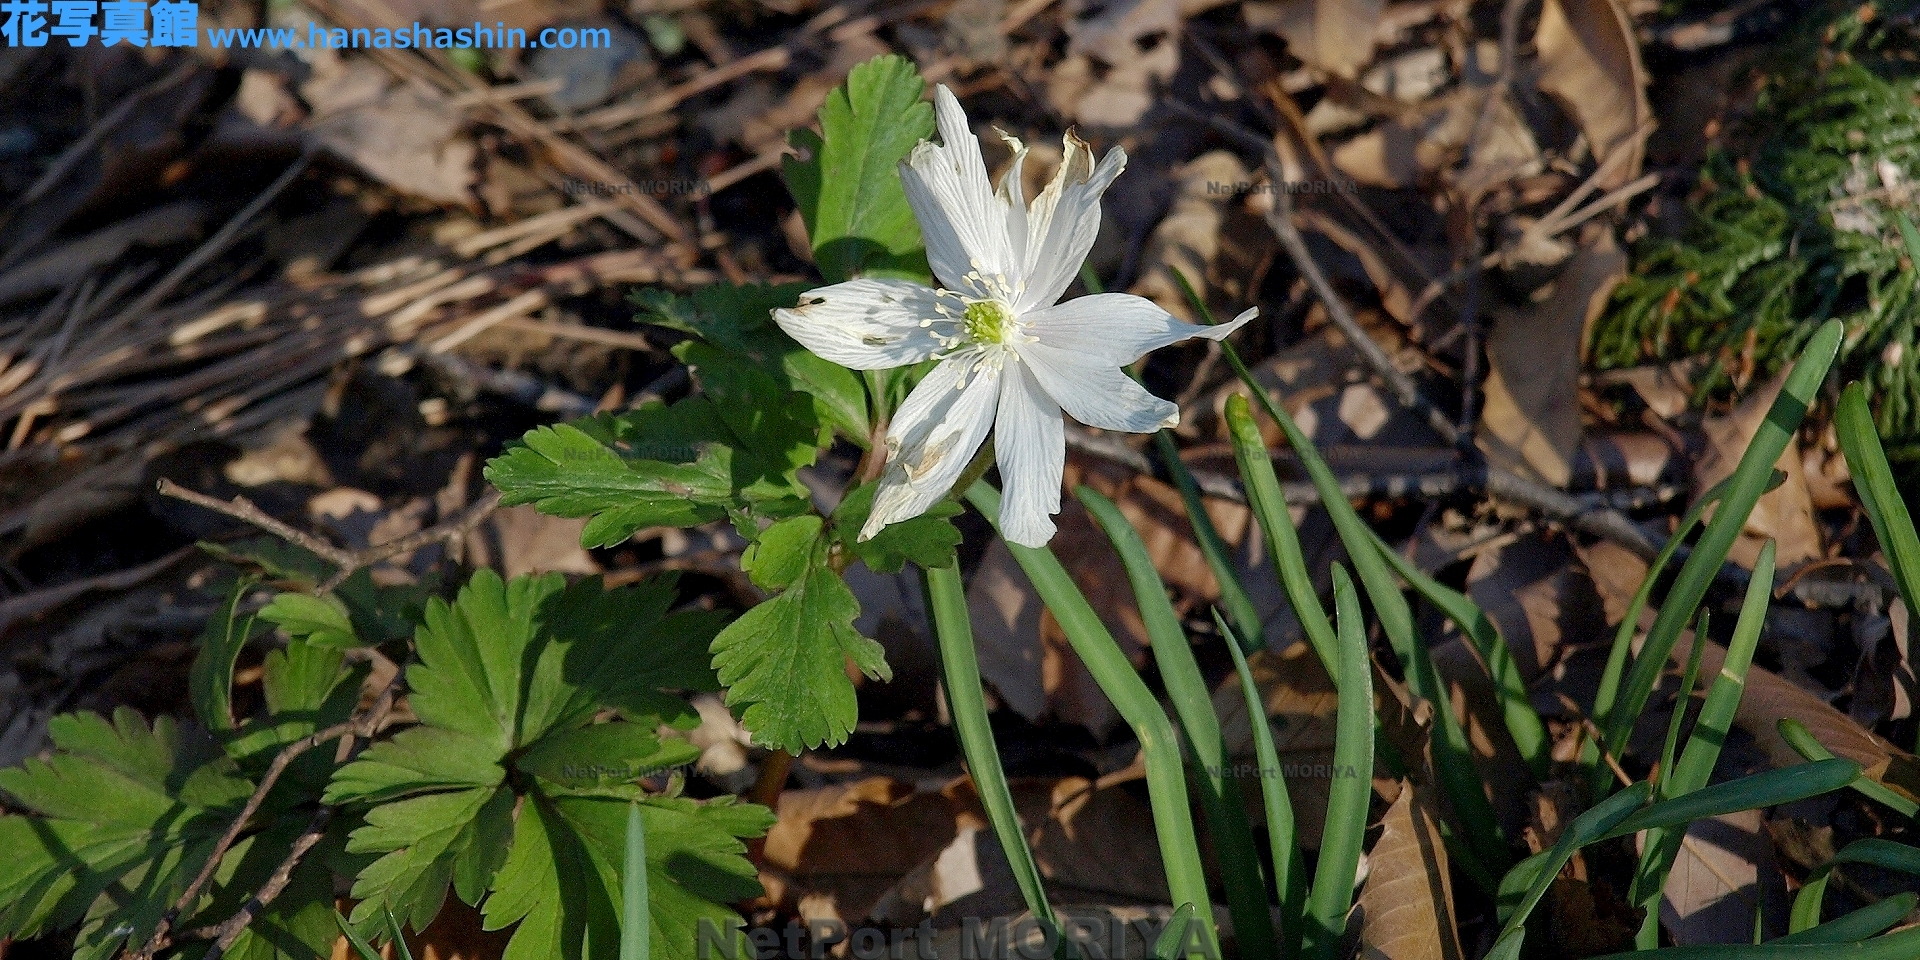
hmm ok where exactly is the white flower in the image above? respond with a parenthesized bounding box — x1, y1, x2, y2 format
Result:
(774, 85, 1253, 548)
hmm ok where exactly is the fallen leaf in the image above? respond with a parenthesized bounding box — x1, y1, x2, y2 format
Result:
(1356, 783, 1464, 960)
(1533, 0, 1652, 190)
(302, 49, 479, 206)
(1694, 370, 1823, 568)
(1244, 0, 1386, 78)
(1479, 229, 1627, 487)
(1048, 0, 1182, 127)
(1465, 533, 1609, 680)
(1647, 808, 1786, 945)
(1670, 633, 1920, 803)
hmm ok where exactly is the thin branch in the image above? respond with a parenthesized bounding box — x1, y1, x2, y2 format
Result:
(128, 675, 397, 960)
(153, 479, 505, 592)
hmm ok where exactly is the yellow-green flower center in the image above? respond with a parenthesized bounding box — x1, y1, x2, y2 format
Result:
(962, 300, 1015, 345)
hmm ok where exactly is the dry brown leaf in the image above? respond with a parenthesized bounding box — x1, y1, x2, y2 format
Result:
(1128, 151, 1268, 320)
(1670, 633, 1920, 803)
(1694, 370, 1823, 568)
(1533, 0, 1651, 190)
(302, 49, 478, 206)
(1479, 229, 1626, 487)
(1244, 0, 1385, 78)
(1047, 0, 1182, 127)
(760, 777, 970, 922)
(466, 504, 599, 578)
(1645, 808, 1785, 945)
(1355, 783, 1464, 960)
(1465, 533, 1609, 679)
(1326, 88, 1540, 192)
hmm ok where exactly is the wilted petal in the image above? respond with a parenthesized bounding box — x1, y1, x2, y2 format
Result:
(996, 129, 1030, 270)
(1027, 297, 1256, 366)
(993, 361, 1064, 547)
(900, 86, 1017, 298)
(772, 279, 961, 369)
(1017, 341, 1178, 433)
(862, 352, 1002, 540)
(1015, 133, 1126, 313)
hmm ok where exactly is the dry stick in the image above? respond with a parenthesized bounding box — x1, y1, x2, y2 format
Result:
(151, 479, 504, 592)
(128, 679, 398, 960)
(197, 682, 400, 960)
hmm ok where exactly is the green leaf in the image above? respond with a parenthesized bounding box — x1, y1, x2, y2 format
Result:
(261, 591, 362, 650)
(831, 481, 963, 574)
(482, 794, 770, 960)
(0, 709, 254, 953)
(743, 515, 824, 591)
(513, 723, 701, 790)
(782, 54, 936, 284)
(346, 786, 514, 932)
(191, 579, 259, 733)
(1837, 382, 1920, 632)
(712, 559, 889, 752)
(621, 803, 649, 960)
(637, 282, 869, 445)
(325, 727, 505, 804)
(485, 422, 730, 547)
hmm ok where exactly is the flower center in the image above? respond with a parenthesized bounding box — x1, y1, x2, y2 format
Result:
(961, 299, 1016, 345)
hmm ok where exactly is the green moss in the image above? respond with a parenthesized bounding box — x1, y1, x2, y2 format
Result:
(1590, 7, 1920, 455)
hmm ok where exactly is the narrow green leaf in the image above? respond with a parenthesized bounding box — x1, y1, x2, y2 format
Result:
(1585, 923, 1920, 959)
(1223, 393, 1337, 674)
(336, 910, 382, 960)
(1491, 781, 1654, 955)
(1789, 839, 1920, 934)
(1079, 487, 1276, 960)
(1775, 892, 1918, 945)
(1303, 567, 1376, 960)
(1776, 718, 1919, 818)
(1600, 759, 1860, 843)
(1215, 612, 1306, 958)
(622, 803, 649, 960)
(967, 481, 1219, 960)
(1632, 541, 1777, 946)
(1152, 903, 1198, 960)
(1836, 383, 1920, 703)
(1604, 319, 1843, 776)
(923, 562, 1061, 947)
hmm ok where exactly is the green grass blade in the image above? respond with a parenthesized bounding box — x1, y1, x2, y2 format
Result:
(1371, 535, 1550, 779)
(1656, 608, 1713, 795)
(967, 482, 1218, 959)
(1586, 476, 1751, 795)
(1789, 839, 1920, 933)
(1224, 394, 1339, 675)
(1302, 567, 1376, 960)
(1489, 781, 1655, 957)
(1216, 611, 1308, 958)
(1632, 541, 1777, 946)
(1776, 718, 1919, 818)
(1227, 392, 1509, 876)
(1836, 381, 1920, 751)
(1587, 923, 1920, 959)
(1155, 430, 1266, 651)
(336, 911, 382, 960)
(923, 562, 1060, 939)
(1152, 903, 1198, 960)
(1774, 893, 1919, 945)
(1604, 319, 1844, 778)
(1160, 268, 1273, 651)
(1078, 486, 1276, 960)
(622, 802, 650, 960)
(385, 907, 416, 960)
(1600, 759, 1861, 843)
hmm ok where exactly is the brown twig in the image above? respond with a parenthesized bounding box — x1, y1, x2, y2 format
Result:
(153, 479, 504, 592)
(128, 676, 398, 960)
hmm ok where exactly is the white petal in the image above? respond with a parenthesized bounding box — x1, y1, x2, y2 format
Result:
(899, 86, 1018, 298)
(1017, 341, 1178, 433)
(996, 129, 1030, 270)
(993, 360, 1064, 547)
(1015, 133, 1126, 314)
(862, 352, 1002, 540)
(1027, 297, 1256, 365)
(772, 279, 962, 370)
